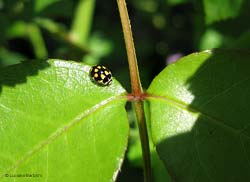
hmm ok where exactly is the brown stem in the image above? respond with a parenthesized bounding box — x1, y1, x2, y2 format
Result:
(134, 101, 152, 182)
(117, 0, 152, 181)
(117, 0, 142, 95)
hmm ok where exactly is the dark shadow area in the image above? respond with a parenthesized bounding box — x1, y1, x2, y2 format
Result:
(0, 60, 50, 94)
(117, 157, 144, 182)
(156, 49, 250, 181)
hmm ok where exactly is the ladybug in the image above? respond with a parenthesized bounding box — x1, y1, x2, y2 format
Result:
(90, 65, 112, 86)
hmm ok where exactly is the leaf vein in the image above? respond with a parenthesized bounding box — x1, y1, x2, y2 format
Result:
(193, 127, 212, 181)
(200, 76, 250, 108)
(0, 95, 125, 178)
(239, 135, 250, 170)
(146, 95, 250, 140)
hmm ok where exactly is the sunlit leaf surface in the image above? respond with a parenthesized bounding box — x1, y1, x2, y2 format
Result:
(0, 60, 129, 182)
(148, 49, 250, 181)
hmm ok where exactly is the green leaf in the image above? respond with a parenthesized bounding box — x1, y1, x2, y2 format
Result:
(83, 33, 113, 65)
(0, 60, 129, 182)
(70, 0, 95, 46)
(203, 0, 244, 24)
(0, 48, 25, 67)
(166, 0, 190, 6)
(34, 0, 74, 17)
(147, 49, 250, 181)
(199, 28, 223, 50)
(229, 30, 250, 49)
(35, 0, 61, 13)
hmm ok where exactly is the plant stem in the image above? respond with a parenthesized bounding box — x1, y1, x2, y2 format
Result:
(34, 18, 90, 54)
(117, 0, 142, 95)
(134, 101, 152, 182)
(117, 0, 152, 181)
(70, 0, 96, 46)
(27, 23, 48, 59)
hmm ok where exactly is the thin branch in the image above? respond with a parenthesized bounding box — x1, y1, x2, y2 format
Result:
(134, 101, 152, 182)
(117, 0, 142, 95)
(117, 0, 152, 181)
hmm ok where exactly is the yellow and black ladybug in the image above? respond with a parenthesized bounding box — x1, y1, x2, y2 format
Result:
(90, 65, 112, 86)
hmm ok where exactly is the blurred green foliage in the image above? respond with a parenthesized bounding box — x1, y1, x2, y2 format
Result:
(0, 0, 250, 181)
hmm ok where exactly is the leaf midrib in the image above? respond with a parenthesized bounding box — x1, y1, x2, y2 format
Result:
(149, 94, 250, 179)
(0, 95, 126, 178)
(147, 95, 250, 140)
